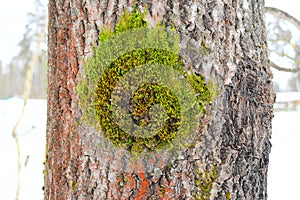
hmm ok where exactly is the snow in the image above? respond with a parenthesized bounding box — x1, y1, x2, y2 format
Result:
(275, 92, 300, 103)
(268, 111, 300, 200)
(0, 98, 46, 200)
(0, 98, 299, 199)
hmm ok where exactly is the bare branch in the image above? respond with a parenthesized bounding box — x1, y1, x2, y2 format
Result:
(269, 61, 300, 73)
(269, 50, 295, 61)
(265, 7, 300, 31)
(265, 7, 300, 73)
(268, 38, 300, 52)
(11, 21, 47, 200)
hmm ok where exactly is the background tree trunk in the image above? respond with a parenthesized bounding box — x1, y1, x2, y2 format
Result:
(45, 0, 275, 199)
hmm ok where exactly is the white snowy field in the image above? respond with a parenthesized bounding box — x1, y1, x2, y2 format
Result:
(0, 98, 299, 199)
(268, 111, 300, 200)
(0, 98, 46, 200)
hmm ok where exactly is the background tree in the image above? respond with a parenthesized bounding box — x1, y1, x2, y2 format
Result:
(266, 7, 300, 91)
(289, 44, 300, 90)
(0, 61, 8, 96)
(0, 0, 47, 99)
(8, 1, 47, 199)
(45, 1, 274, 199)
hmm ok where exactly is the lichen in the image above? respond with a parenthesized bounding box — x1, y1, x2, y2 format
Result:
(76, 5, 218, 155)
(199, 33, 209, 55)
(226, 191, 231, 200)
(193, 163, 218, 200)
(71, 181, 76, 191)
(160, 187, 166, 196)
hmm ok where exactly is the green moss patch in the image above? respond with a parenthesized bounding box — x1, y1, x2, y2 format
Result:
(76, 6, 218, 155)
(94, 48, 184, 151)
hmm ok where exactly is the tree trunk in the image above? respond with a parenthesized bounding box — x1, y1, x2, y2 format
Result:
(45, 0, 275, 199)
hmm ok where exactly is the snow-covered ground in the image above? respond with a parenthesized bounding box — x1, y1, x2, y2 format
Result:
(0, 98, 299, 199)
(0, 98, 46, 200)
(268, 111, 300, 200)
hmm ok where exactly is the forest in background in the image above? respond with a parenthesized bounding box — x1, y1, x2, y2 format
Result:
(0, 0, 47, 99)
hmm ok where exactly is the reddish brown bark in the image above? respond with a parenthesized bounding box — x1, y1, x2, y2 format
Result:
(45, 0, 275, 199)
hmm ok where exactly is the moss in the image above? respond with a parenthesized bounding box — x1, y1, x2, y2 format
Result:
(99, 4, 147, 42)
(193, 163, 218, 200)
(42, 146, 46, 190)
(160, 187, 166, 196)
(93, 48, 184, 151)
(226, 191, 231, 200)
(186, 74, 218, 113)
(76, 5, 218, 155)
(199, 33, 208, 55)
(71, 181, 76, 191)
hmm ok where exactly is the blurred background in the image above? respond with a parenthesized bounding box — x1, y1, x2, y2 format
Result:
(0, 0, 299, 199)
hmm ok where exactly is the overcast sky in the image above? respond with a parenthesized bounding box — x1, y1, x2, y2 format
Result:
(266, 0, 300, 20)
(0, 0, 37, 66)
(0, 0, 299, 67)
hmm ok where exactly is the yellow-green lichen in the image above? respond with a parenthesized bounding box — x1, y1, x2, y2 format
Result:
(160, 187, 166, 196)
(76, 5, 218, 155)
(71, 181, 76, 191)
(199, 33, 208, 55)
(226, 191, 231, 200)
(193, 163, 218, 200)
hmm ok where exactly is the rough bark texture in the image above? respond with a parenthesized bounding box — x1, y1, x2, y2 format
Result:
(46, 0, 275, 199)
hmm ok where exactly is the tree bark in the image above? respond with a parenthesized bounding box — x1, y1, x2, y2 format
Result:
(45, 0, 275, 199)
